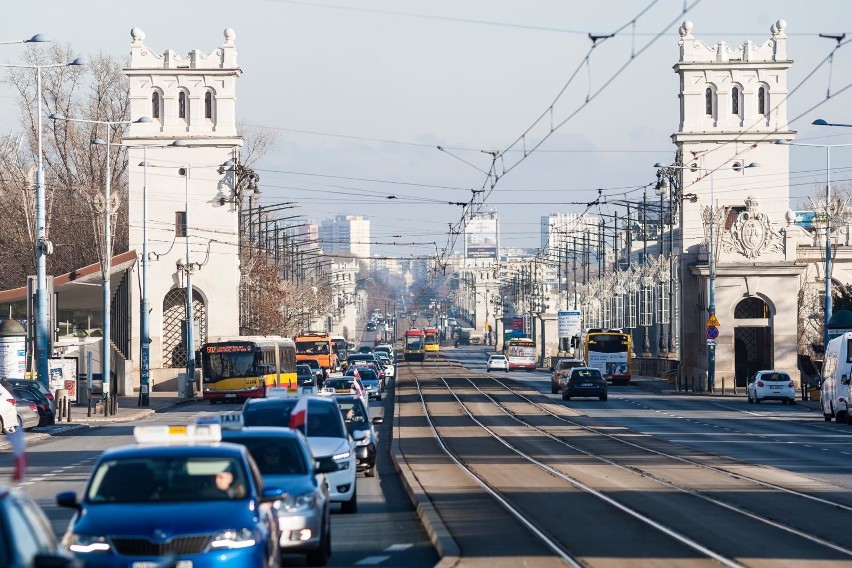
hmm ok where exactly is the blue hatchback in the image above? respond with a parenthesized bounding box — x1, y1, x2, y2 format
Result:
(56, 424, 281, 568)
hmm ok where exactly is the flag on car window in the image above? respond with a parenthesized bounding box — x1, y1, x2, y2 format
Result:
(289, 397, 308, 431)
(9, 425, 26, 482)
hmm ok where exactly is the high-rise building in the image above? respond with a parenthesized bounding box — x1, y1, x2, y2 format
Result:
(318, 215, 370, 258)
(540, 213, 598, 256)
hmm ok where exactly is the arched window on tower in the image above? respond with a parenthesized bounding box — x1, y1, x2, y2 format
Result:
(178, 91, 187, 119)
(204, 91, 213, 119)
(735, 297, 768, 319)
(758, 87, 766, 115)
(731, 87, 740, 115)
(152, 92, 160, 119)
(705, 87, 713, 116)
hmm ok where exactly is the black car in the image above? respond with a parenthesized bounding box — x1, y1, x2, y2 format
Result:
(10, 383, 54, 426)
(562, 368, 608, 401)
(296, 364, 315, 387)
(335, 394, 382, 477)
(365, 322, 377, 332)
(301, 359, 324, 382)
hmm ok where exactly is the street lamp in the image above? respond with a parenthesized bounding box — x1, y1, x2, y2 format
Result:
(49, 113, 151, 407)
(777, 132, 852, 350)
(653, 161, 760, 392)
(0, 56, 86, 390)
(0, 34, 51, 46)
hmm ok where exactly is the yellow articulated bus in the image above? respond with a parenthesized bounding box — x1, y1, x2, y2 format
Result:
(201, 337, 297, 403)
(424, 328, 440, 354)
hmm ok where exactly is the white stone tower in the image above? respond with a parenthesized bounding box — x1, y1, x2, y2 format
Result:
(672, 20, 804, 389)
(123, 28, 243, 390)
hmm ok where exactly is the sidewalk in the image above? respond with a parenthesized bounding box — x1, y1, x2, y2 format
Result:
(0, 391, 192, 450)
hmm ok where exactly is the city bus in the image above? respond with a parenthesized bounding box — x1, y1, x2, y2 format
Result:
(294, 332, 338, 373)
(403, 329, 426, 362)
(424, 327, 440, 355)
(583, 329, 632, 385)
(201, 337, 297, 402)
(504, 337, 537, 370)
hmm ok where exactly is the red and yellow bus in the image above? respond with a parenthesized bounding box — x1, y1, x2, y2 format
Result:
(403, 329, 426, 362)
(201, 337, 297, 402)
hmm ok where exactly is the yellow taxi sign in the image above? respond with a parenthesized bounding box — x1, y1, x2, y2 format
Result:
(706, 314, 720, 327)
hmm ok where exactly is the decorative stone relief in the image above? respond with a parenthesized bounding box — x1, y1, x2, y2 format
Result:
(720, 196, 784, 259)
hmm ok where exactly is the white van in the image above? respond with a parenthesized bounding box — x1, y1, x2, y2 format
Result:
(820, 332, 852, 424)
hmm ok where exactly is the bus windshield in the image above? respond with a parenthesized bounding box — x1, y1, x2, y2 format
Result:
(587, 334, 629, 353)
(202, 346, 257, 381)
(406, 336, 424, 349)
(295, 341, 330, 355)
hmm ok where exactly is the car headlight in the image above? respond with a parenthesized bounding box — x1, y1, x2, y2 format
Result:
(355, 431, 371, 446)
(332, 450, 351, 462)
(209, 528, 257, 550)
(276, 491, 318, 513)
(66, 534, 111, 554)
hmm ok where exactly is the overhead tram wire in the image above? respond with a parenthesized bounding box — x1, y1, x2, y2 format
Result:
(437, 0, 703, 269)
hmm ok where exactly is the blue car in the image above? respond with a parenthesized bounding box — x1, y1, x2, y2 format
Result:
(56, 424, 281, 568)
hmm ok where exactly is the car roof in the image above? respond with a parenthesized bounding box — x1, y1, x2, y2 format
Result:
(98, 442, 249, 461)
(221, 426, 304, 441)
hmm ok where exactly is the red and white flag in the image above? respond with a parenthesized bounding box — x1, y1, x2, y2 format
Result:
(289, 397, 309, 431)
(9, 425, 26, 482)
(352, 367, 360, 379)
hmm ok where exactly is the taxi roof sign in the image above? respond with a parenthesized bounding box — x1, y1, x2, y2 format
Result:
(134, 424, 222, 444)
(705, 314, 720, 327)
(267, 386, 302, 398)
(196, 412, 244, 429)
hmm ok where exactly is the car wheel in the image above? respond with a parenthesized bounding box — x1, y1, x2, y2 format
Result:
(781, 399, 788, 405)
(755, 398, 762, 404)
(824, 412, 833, 422)
(599, 394, 607, 401)
(306, 521, 330, 566)
(376, 393, 382, 402)
(747, 395, 753, 403)
(564, 395, 571, 401)
(551, 383, 558, 394)
(365, 463, 376, 478)
(837, 410, 847, 424)
(341, 487, 357, 514)
(846, 407, 852, 426)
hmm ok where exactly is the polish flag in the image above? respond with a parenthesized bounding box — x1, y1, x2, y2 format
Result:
(289, 397, 309, 431)
(9, 425, 26, 482)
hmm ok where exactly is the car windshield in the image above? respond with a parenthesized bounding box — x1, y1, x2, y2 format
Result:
(237, 437, 308, 475)
(87, 457, 248, 503)
(337, 398, 368, 425)
(348, 369, 377, 381)
(324, 379, 352, 390)
(760, 373, 791, 382)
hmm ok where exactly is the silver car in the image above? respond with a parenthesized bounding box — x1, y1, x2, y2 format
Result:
(222, 426, 336, 565)
(14, 398, 39, 431)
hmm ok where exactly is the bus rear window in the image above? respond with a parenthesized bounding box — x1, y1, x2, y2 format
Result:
(588, 335, 628, 353)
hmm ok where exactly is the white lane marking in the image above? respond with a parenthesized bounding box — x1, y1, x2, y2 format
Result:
(355, 556, 391, 565)
(384, 544, 412, 552)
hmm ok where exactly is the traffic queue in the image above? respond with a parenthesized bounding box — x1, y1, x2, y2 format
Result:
(6, 343, 394, 568)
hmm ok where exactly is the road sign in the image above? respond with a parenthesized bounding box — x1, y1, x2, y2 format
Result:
(705, 314, 720, 327)
(706, 339, 717, 347)
(557, 310, 582, 338)
(705, 326, 719, 340)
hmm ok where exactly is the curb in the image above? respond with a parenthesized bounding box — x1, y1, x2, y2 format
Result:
(390, 376, 461, 566)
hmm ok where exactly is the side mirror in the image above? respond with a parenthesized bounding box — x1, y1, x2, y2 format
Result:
(260, 487, 286, 503)
(351, 430, 367, 442)
(372, 416, 384, 425)
(842, 375, 850, 385)
(56, 491, 80, 510)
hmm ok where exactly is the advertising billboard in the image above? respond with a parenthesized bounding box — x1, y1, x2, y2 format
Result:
(465, 217, 498, 259)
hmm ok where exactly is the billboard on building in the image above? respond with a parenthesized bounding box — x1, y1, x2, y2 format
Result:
(465, 217, 498, 258)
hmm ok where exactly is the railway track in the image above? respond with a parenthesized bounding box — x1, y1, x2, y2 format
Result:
(398, 357, 852, 567)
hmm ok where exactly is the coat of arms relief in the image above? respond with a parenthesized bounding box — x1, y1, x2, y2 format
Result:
(719, 196, 785, 259)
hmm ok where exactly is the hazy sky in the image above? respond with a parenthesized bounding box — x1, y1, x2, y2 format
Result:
(3, 0, 852, 260)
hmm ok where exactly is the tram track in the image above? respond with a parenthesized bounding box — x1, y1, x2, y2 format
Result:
(403, 360, 852, 567)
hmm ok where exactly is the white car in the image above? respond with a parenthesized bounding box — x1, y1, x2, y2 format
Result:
(747, 370, 796, 404)
(242, 396, 364, 514)
(0, 383, 19, 433)
(486, 355, 509, 372)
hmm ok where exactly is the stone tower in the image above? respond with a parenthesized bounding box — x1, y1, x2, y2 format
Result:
(672, 20, 804, 389)
(123, 28, 243, 389)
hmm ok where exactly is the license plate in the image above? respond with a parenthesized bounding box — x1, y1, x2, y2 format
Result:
(770, 385, 781, 389)
(134, 563, 192, 568)
(225, 394, 236, 398)
(581, 383, 593, 387)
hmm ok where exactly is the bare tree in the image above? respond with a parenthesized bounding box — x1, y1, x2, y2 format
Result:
(237, 123, 278, 168)
(0, 43, 129, 290)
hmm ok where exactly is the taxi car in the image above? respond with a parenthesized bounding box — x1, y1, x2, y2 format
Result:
(221, 424, 335, 566)
(56, 424, 281, 567)
(242, 396, 363, 514)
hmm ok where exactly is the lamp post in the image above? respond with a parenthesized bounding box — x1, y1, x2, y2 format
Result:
(49, 113, 150, 408)
(0, 54, 85, 390)
(777, 132, 852, 349)
(0, 34, 51, 46)
(653, 161, 760, 392)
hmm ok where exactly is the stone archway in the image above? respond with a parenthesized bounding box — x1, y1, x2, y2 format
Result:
(733, 297, 772, 387)
(162, 287, 207, 368)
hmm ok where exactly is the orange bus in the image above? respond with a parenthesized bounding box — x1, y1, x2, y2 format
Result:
(294, 332, 338, 372)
